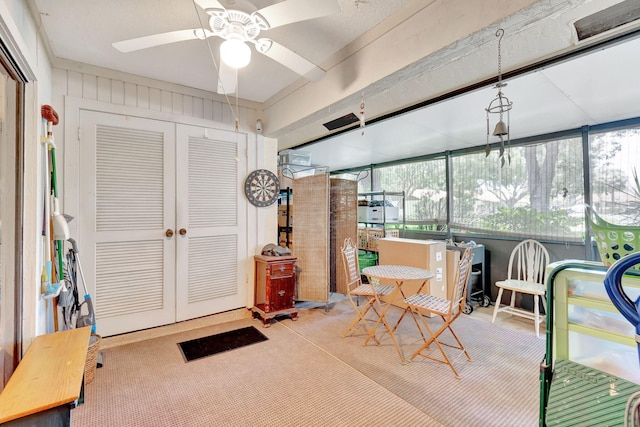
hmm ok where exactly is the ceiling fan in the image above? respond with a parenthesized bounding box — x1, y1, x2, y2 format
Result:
(112, 0, 340, 94)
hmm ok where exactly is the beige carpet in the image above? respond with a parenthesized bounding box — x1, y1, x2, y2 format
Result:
(284, 299, 544, 426)
(73, 299, 544, 426)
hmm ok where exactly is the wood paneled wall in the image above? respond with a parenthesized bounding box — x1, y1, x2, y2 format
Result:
(52, 67, 260, 125)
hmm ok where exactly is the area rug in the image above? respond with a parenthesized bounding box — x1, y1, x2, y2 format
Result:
(178, 326, 268, 362)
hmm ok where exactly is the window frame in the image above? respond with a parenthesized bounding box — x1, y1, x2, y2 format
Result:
(333, 117, 640, 245)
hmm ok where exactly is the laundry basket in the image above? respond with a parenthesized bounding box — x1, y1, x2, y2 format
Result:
(84, 333, 101, 385)
(586, 205, 640, 270)
(358, 252, 378, 273)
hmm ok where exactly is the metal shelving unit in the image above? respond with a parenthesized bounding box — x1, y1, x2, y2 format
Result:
(277, 188, 293, 248)
(357, 190, 405, 232)
(357, 191, 405, 253)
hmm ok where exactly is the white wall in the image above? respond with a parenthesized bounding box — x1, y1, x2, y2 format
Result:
(51, 63, 277, 323)
(1, 1, 277, 342)
(0, 0, 54, 341)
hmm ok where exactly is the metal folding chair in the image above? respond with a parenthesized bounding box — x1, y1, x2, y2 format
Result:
(404, 248, 474, 378)
(340, 238, 394, 344)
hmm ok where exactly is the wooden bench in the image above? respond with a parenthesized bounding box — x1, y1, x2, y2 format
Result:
(0, 327, 91, 426)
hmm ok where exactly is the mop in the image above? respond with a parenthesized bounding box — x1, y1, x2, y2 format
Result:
(41, 104, 68, 300)
(41, 104, 75, 333)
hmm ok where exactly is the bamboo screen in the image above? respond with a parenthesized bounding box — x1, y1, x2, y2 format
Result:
(330, 178, 358, 294)
(291, 173, 330, 303)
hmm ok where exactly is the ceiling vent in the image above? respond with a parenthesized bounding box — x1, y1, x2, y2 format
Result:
(322, 113, 359, 131)
(574, 0, 640, 41)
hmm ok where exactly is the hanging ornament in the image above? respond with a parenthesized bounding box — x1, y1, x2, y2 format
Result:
(360, 95, 366, 136)
(485, 28, 513, 168)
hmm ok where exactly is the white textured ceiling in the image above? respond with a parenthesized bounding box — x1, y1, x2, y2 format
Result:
(301, 34, 640, 171)
(32, 0, 412, 102)
(29, 0, 640, 171)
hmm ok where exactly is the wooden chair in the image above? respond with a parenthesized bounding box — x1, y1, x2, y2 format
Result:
(491, 239, 550, 337)
(340, 237, 394, 344)
(404, 248, 474, 379)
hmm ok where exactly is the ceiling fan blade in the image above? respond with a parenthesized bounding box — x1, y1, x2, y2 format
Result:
(113, 29, 211, 53)
(217, 61, 236, 94)
(254, 0, 339, 29)
(256, 38, 325, 81)
(194, 0, 226, 15)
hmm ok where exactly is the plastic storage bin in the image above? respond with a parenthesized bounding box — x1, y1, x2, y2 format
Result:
(279, 149, 311, 166)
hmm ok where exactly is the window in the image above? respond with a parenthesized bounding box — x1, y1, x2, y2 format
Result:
(373, 159, 447, 230)
(356, 170, 372, 193)
(337, 120, 640, 243)
(589, 127, 640, 226)
(451, 137, 584, 241)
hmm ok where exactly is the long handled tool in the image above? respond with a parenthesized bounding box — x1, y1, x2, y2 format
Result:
(40, 108, 64, 341)
(40, 105, 62, 333)
(59, 237, 96, 332)
(42, 105, 68, 281)
(41, 132, 52, 295)
(68, 238, 96, 333)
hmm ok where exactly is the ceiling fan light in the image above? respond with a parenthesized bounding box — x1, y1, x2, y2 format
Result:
(220, 39, 251, 69)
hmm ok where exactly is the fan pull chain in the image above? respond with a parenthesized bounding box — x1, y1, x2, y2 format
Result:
(234, 77, 240, 133)
(191, 0, 239, 126)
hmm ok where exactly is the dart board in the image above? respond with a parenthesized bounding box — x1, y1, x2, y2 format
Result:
(244, 169, 280, 207)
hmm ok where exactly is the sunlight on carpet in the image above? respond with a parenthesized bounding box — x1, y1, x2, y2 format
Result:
(72, 299, 543, 427)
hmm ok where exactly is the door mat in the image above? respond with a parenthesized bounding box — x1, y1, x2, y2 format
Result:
(178, 326, 268, 362)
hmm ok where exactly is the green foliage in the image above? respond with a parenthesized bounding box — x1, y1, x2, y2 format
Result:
(590, 129, 640, 224)
(610, 166, 640, 222)
(481, 207, 581, 233)
(357, 128, 636, 240)
(403, 224, 447, 232)
(632, 167, 640, 199)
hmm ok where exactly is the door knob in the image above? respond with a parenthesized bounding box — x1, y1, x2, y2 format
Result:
(165, 229, 174, 237)
(179, 228, 187, 235)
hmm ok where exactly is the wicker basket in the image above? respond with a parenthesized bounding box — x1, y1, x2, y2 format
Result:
(586, 205, 640, 270)
(84, 333, 101, 385)
(386, 229, 400, 239)
(357, 228, 367, 250)
(366, 228, 385, 251)
(365, 228, 400, 251)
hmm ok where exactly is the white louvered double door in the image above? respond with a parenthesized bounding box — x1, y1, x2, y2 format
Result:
(79, 111, 247, 336)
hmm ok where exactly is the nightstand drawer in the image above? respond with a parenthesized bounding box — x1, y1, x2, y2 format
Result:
(268, 262, 295, 278)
